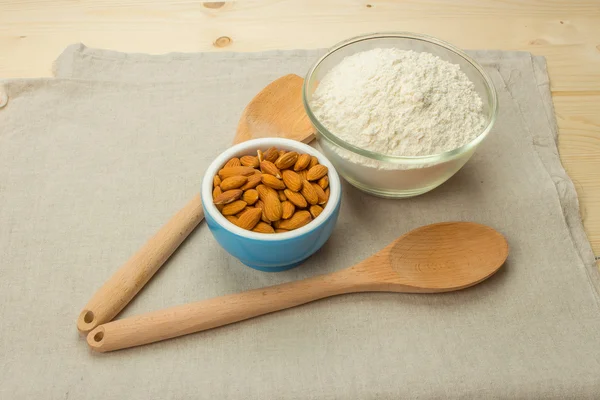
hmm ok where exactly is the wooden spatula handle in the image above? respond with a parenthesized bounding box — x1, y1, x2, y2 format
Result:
(87, 269, 361, 352)
(77, 194, 205, 334)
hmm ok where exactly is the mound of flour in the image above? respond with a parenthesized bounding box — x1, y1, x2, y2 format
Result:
(310, 48, 486, 158)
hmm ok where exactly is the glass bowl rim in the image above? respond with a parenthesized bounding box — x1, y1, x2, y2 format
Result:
(302, 32, 498, 164)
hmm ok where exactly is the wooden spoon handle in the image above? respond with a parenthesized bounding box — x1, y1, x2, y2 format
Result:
(87, 269, 360, 352)
(77, 194, 205, 334)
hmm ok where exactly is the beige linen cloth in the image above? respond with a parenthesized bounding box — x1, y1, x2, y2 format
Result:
(0, 44, 598, 399)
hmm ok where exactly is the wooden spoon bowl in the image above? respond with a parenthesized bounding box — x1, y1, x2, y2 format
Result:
(87, 222, 508, 352)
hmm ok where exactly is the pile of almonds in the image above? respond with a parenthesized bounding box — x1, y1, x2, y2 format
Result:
(212, 147, 330, 233)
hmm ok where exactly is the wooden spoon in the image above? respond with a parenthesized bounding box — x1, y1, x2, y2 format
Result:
(77, 74, 314, 334)
(87, 222, 508, 352)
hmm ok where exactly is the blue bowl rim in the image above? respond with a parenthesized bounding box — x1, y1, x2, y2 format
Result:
(201, 138, 342, 241)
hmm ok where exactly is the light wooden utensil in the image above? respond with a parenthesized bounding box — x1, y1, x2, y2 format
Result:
(87, 222, 508, 352)
(77, 74, 314, 334)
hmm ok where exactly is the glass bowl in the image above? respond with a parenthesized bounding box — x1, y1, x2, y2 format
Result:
(302, 32, 498, 198)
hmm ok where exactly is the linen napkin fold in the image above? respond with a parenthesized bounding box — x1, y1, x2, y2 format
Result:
(0, 47, 598, 399)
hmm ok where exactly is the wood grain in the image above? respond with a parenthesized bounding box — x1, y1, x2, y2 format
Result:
(0, 0, 598, 256)
(87, 222, 508, 352)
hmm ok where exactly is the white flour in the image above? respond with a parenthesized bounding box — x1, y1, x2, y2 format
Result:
(310, 48, 486, 159)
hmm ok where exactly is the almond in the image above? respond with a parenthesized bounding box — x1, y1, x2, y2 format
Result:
(278, 149, 287, 158)
(256, 184, 277, 201)
(324, 187, 330, 204)
(278, 190, 287, 202)
(222, 200, 247, 216)
(212, 186, 222, 200)
(260, 160, 281, 179)
(274, 151, 298, 170)
(256, 149, 264, 163)
(284, 189, 307, 208)
(301, 180, 319, 205)
(252, 222, 275, 233)
(237, 208, 262, 230)
(312, 183, 328, 205)
(224, 157, 241, 168)
(240, 174, 261, 191)
(235, 207, 250, 218)
(263, 147, 279, 163)
(318, 176, 329, 190)
(257, 184, 282, 221)
(293, 153, 311, 171)
(255, 200, 270, 223)
(213, 175, 221, 188)
(307, 165, 328, 181)
(282, 170, 303, 192)
(220, 175, 248, 191)
(218, 166, 255, 179)
(298, 169, 308, 181)
(242, 189, 259, 205)
(240, 155, 259, 168)
(275, 229, 289, 233)
(309, 156, 319, 169)
(282, 201, 295, 219)
(263, 196, 282, 222)
(279, 211, 312, 230)
(309, 205, 323, 219)
(225, 215, 239, 225)
(213, 189, 243, 205)
(261, 174, 286, 190)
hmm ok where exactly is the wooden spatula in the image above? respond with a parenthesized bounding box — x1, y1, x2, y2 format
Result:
(77, 74, 314, 334)
(87, 222, 509, 352)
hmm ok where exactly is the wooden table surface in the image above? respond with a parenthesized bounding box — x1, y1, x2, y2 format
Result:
(1, 0, 599, 258)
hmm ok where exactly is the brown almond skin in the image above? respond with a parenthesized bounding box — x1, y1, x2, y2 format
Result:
(220, 175, 248, 191)
(282, 201, 295, 219)
(278, 190, 287, 202)
(213, 189, 243, 205)
(275, 228, 289, 233)
(284, 189, 308, 208)
(224, 157, 241, 168)
(298, 169, 308, 181)
(261, 174, 286, 190)
(235, 207, 250, 218)
(252, 222, 275, 233)
(242, 189, 259, 205)
(222, 200, 247, 216)
(308, 156, 319, 169)
(279, 210, 312, 230)
(312, 183, 328, 205)
(237, 208, 263, 230)
(256, 184, 278, 201)
(256, 185, 282, 221)
(212, 186, 222, 200)
(318, 176, 329, 190)
(282, 170, 303, 192)
(213, 175, 221, 188)
(240, 174, 261, 191)
(278, 149, 287, 158)
(256, 149, 264, 163)
(274, 151, 298, 170)
(301, 180, 319, 205)
(293, 154, 311, 171)
(255, 200, 271, 224)
(218, 166, 255, 179)
(260, 160, 281, 179)
(310, 205, 323, 219)
(263, 147, 279, 163)
(225, 215, 239, 225)
(307, 165, 328, 181)
(240, 155, 259, 168)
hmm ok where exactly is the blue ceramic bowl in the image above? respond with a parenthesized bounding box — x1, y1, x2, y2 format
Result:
(201, 138, 342, 272)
